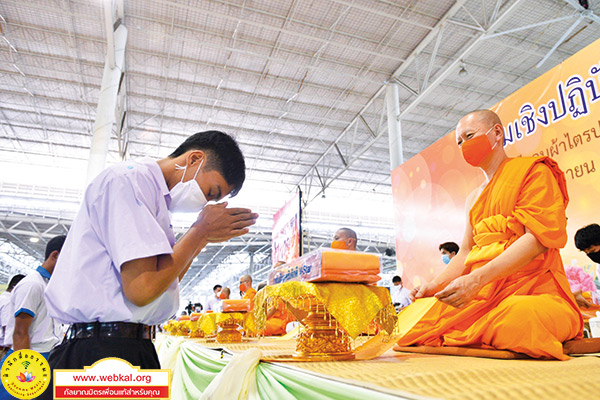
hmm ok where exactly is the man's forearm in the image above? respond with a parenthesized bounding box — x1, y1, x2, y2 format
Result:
(161, 225, 208, 282)
(431, 252, 469, 289)
(178, 258, 194, 282)
(12, 332, 30, 351)
(123, 226, 208, 306)
(469, 232, 547, 286)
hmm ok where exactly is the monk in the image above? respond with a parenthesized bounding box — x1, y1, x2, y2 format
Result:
(260, 264, 295, 336)
(397, 110, 582, 360)
(264, 298, 295, 336)
(221, 287, 230, 300)
(331, 228, 357, 250)
(239, 274, 257, 301)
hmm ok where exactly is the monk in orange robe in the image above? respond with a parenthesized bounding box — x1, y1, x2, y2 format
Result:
(398, 110, 582, 360)
(240, 274, 257, 301)
(264, 298, 294, 336)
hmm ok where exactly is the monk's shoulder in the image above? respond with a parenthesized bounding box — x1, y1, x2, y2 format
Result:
(502, 156, 556, 179)
(504, 156, 540, 169)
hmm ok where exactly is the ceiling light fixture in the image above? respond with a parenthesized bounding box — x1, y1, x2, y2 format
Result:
(29, 237, 40, 243)
(458, 60, 468, 77)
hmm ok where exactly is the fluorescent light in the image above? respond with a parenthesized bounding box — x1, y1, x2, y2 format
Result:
(29, 237, 40, 243)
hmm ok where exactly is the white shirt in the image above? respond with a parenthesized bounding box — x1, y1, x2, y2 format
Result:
(5, 267, 61, 353)
(45, 158, 178, 325)
(391, 285, 412, 308)
(206, 295, 221, 311)
(0, 291, 11, 346)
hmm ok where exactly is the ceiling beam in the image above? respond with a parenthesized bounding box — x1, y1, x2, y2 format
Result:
(294, 0, 470, 201)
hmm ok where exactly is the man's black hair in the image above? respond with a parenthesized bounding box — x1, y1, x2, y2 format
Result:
(574, 224, 600, 251)
(7, 274, 25, 291)
(169, 130, 246, 197)
(439, 241, 459, 254)
(45, 235, 66, 260)
(392, 275, 402, 283)
(213, 285, 222, 291)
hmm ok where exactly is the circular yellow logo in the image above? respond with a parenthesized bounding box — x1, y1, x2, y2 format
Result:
(1, 350, 50, 399)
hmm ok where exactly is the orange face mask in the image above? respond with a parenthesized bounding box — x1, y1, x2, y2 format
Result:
(461, 127, 496, 166)
(331, 240, 350, 250)
(219, 292, 227, 300)
(239, 283, 247, 292)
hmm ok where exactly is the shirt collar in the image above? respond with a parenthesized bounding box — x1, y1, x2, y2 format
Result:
(36, 266, 51, 280)
(142, 158, 170, 196)
(137, 158, 172, 205)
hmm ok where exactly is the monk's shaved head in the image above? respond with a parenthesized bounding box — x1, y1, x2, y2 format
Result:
(333, 227, 358, 251)
(240, 274, 252, 283)
(455, 109, 504, 147)
(458, 109, 502, 130)
(335, 228, 357, 240)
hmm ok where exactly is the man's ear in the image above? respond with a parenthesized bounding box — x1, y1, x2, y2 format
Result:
(188, 150, 206, 166)
(49, 250, 60, 262)
(494, 124, 504, 141)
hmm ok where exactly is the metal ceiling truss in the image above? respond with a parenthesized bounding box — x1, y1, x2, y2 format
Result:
(294, 0, 595, 205)
(295, 0, 471, 205)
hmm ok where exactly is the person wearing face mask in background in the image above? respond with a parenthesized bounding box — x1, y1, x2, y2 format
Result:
(399, 110, 582, 360)
(439, 242, 459, 265)
(239, 275, 256, 301)
(206, 285, 223, 311)
(574, 224, 600, 306)
(42, 130, 258, 396)
(390, 276, 412, 312)
(331, 228, 357, 251)
(220, 288, 231, 300)
(575, 223, 600, 272)
(213, 288, 230, 313)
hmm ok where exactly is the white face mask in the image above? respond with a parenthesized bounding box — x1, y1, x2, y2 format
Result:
(168, 160, 208, 213)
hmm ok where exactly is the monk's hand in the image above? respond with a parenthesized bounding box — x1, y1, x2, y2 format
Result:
(573, 290, 593, 308)
(434, 275, 482, 308)
(410, 282, 439, 301)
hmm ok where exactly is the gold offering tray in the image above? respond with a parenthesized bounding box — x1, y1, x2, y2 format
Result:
(292, 299, 354, 361)
(217, 311, 248, 343)
(254, 281, 397, 362)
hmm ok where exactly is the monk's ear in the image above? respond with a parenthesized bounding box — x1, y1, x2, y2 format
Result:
(494, 124, 504, 141)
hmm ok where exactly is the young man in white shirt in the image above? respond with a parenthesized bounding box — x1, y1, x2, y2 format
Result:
(4, 236, 65, 358)
(206, 285, 223, 311)
(391, 275, 412, 311)
(44, 131, 256, 380)
(0, 274, 25, 358)
(0, 236, 65, 400)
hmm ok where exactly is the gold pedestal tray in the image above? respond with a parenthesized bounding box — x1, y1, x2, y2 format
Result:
(254, 282, 397, 362)
(216, 312, 245, 343)
(293, 300, 355, 361)
(189, 329, 205, 339)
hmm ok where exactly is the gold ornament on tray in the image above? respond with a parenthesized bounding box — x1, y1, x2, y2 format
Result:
(293, 299, 354, 361)
(215, 312, 250, 343)
(254, 282, 396, 361)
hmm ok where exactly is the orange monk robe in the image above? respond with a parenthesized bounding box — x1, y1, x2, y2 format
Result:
(397, 157, 583, 360)
(264, 298, 295, 336)
(243, 287, 257, 302)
